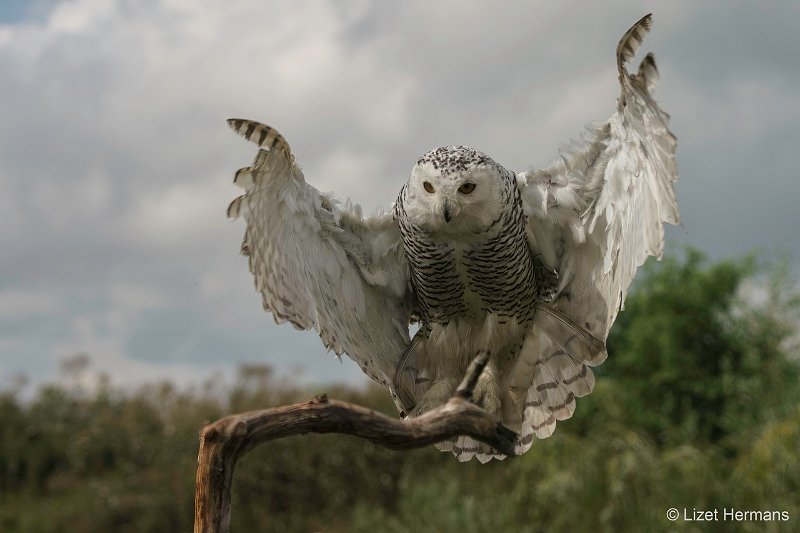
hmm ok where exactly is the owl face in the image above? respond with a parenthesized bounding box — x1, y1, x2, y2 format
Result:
(403, 146, 509, 237)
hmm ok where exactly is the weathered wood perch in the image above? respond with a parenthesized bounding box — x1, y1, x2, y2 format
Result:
(194, 352, 518, 533)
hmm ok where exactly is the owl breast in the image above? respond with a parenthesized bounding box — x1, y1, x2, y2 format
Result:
(396, 181, 540, 329)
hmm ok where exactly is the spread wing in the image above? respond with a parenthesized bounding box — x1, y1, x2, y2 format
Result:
(511, 14, 680, 451)
(226, 120, 416, 409)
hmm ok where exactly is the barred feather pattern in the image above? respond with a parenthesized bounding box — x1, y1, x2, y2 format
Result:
(394, 153, 603, 462)
(395, 168, 540, 326)
(395, 187, 467, 325)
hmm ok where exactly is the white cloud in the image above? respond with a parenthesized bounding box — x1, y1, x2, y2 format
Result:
(49, 310, 217, 389)
(43, 281, 214, 389)
(47, 0, 116, 34)
(28, 167, 114, 230)
(123, 177, 233, 247)
(309, 147, 394, 210)
(0, 288, 61, 319)
(675, 76, 800, 147)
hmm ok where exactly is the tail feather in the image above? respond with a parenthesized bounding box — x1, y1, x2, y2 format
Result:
(507, 303, 608, 454)
(533, 359, 576, 421)
(438, 435, 506, 463)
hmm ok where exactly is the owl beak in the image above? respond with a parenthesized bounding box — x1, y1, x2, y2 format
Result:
(443, 200, 452, 223)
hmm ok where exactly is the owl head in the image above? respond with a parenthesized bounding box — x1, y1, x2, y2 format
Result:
(402, 146, 511, 237)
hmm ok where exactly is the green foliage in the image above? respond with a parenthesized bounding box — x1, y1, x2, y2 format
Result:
(730, 407, 800, 532)
(0, 248, 798, 532)
(580, 248, 800, 448)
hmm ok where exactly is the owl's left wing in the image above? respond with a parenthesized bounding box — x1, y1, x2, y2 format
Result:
(511, 14, 680, 451)
(226, 120, 417, 409)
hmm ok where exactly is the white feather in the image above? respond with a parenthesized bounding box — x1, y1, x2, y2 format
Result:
(227, 118, 416, 410)
(513, 13, 679, 454)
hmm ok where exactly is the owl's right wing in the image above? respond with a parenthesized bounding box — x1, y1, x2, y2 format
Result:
(226, 119, 416, 409)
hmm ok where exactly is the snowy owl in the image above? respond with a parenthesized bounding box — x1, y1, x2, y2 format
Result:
(226, 14, 679, 462)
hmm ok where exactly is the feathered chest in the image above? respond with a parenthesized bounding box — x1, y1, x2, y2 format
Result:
(395, 186, 539, 326)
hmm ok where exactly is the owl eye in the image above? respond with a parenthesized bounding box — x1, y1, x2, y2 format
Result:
(458, 183, 476, 194)
(423, 181, 435, 193)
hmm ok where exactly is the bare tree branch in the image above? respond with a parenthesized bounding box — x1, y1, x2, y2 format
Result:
(194, 352, 517, 533)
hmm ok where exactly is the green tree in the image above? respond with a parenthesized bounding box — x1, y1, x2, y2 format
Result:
(573, 248, 800, 448)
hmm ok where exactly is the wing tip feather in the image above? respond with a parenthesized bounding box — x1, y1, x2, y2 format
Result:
(616, 14, 653, 75)
(233, 167, 254, 190)
(636, 52, 660, 92)
(227, 117, 290, 155)
(227, 195, 244, 219)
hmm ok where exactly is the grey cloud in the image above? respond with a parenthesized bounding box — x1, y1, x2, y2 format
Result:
(1, 0, 798, 391)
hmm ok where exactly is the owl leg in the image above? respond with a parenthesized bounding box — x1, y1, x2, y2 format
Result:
(472, 353, 502, 417)
(410, 351, 503, 418)
(407, 377, 458, 418)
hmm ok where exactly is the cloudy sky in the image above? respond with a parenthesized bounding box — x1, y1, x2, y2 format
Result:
(2, 0, 799, 392)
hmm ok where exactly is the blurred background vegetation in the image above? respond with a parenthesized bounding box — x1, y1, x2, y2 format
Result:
(1, 247, 798, 532)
